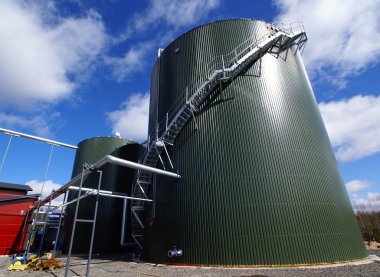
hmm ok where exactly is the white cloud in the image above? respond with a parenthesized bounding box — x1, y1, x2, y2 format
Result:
(48, 10, 107, 77)
(105, 43, 153, 82)
(346, 180, 370, 194)
(352, 192, 380, 211)
(107, 0, 220, 82)
(107, 93, 150, 142)
(274, 0, 380, 86)
(319, 95, 380, 162)
(0, 112, 61, 137)
(133, 0, 220, 31)
(0, 1, 107, 110)
(26, 179, 64, 207)
(345, 179, 380, 211)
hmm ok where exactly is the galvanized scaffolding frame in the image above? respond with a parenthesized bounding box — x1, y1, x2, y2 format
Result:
(60, 156, 179, 277)
(20, 154, 180, 277)
(0, 127, 180, 276)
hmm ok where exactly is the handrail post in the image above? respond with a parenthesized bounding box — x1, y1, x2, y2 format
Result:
(166, 113, 169, 131)
(222, 54, 225, 78)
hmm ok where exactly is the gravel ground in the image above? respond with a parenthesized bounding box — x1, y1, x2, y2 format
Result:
(1, 250, 379, 277)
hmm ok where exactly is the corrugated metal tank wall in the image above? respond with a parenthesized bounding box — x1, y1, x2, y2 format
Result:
(64, 137, 143, 254)
(144, 19, 367, 265)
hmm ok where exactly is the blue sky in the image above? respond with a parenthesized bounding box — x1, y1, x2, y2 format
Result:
(0, 0, 379, 210)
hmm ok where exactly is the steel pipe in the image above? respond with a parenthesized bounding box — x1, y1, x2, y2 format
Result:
(68, 186, 153, 202)
(94, 155, 181, 179)
(0, 127, 78, 149)
(120, 198, 136, 247)
(33, 155, 180, 209)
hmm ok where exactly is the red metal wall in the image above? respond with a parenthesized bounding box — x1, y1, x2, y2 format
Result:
(0, 190, 35, 255)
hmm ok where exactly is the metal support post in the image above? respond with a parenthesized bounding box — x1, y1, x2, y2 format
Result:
(152, 174, 156, 220)
(65, 167, 86, 277)
(162, 144, 174, 169)
(38, 191, 54, 256)
(166, 113, 168, 131)
(137, 181, 148, 199)
(132, 209, 144, 229)
(156, 148, 166, 170)
(221, 54, 226, 78)
(53, 191, 67, 258)
(86, 170, 103, 277)
(120, 199, 128, 246)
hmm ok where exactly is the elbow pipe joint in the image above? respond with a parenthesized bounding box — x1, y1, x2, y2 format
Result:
(168, 246, 183, 257)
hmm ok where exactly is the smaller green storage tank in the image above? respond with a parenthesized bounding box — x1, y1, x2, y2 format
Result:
(64, 137, 143, 254)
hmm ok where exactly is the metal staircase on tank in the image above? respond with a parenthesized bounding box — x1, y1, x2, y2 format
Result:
(130, 22, 308, 249)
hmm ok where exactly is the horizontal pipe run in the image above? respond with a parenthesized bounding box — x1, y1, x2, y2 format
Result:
(32, 171, 92, 211)
(68, 186, 153, 202)
(95, 155, 181, 179)
(0, 127, 78, 149)
(33, 155, 180, 209)
(53, 192, 93, 210)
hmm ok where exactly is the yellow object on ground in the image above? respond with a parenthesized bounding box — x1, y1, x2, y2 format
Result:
(7, 261, 28, 271)
(7, 257, 40, 271)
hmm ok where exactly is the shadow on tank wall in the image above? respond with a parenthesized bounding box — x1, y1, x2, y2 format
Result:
(63, 137, 144, 254)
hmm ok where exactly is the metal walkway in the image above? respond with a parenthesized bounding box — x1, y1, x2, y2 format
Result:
(130, 22, 307, 249)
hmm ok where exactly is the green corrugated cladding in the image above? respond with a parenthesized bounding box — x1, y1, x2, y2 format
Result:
(64, 137, 143, 254)
(144, 19, 367, 265)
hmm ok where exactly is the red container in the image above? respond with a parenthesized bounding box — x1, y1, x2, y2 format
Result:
(0, 183, 38, 255)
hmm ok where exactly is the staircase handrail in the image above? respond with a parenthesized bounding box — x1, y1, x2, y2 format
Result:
(149, 22, 304, 143)
(130, 21, 307, 249)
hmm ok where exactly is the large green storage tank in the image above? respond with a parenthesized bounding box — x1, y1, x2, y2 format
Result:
(64, 137, 143, 254)
(144, 19, 367, 265)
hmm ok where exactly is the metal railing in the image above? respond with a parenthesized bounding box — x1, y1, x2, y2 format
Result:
(149, 22, 305, 146)
(130, 21, 307, 249)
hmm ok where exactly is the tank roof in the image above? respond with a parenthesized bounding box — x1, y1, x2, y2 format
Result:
(161, 18, 266, 55)
(152, 18, 267, 69)
(77, 136, 140, 146)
